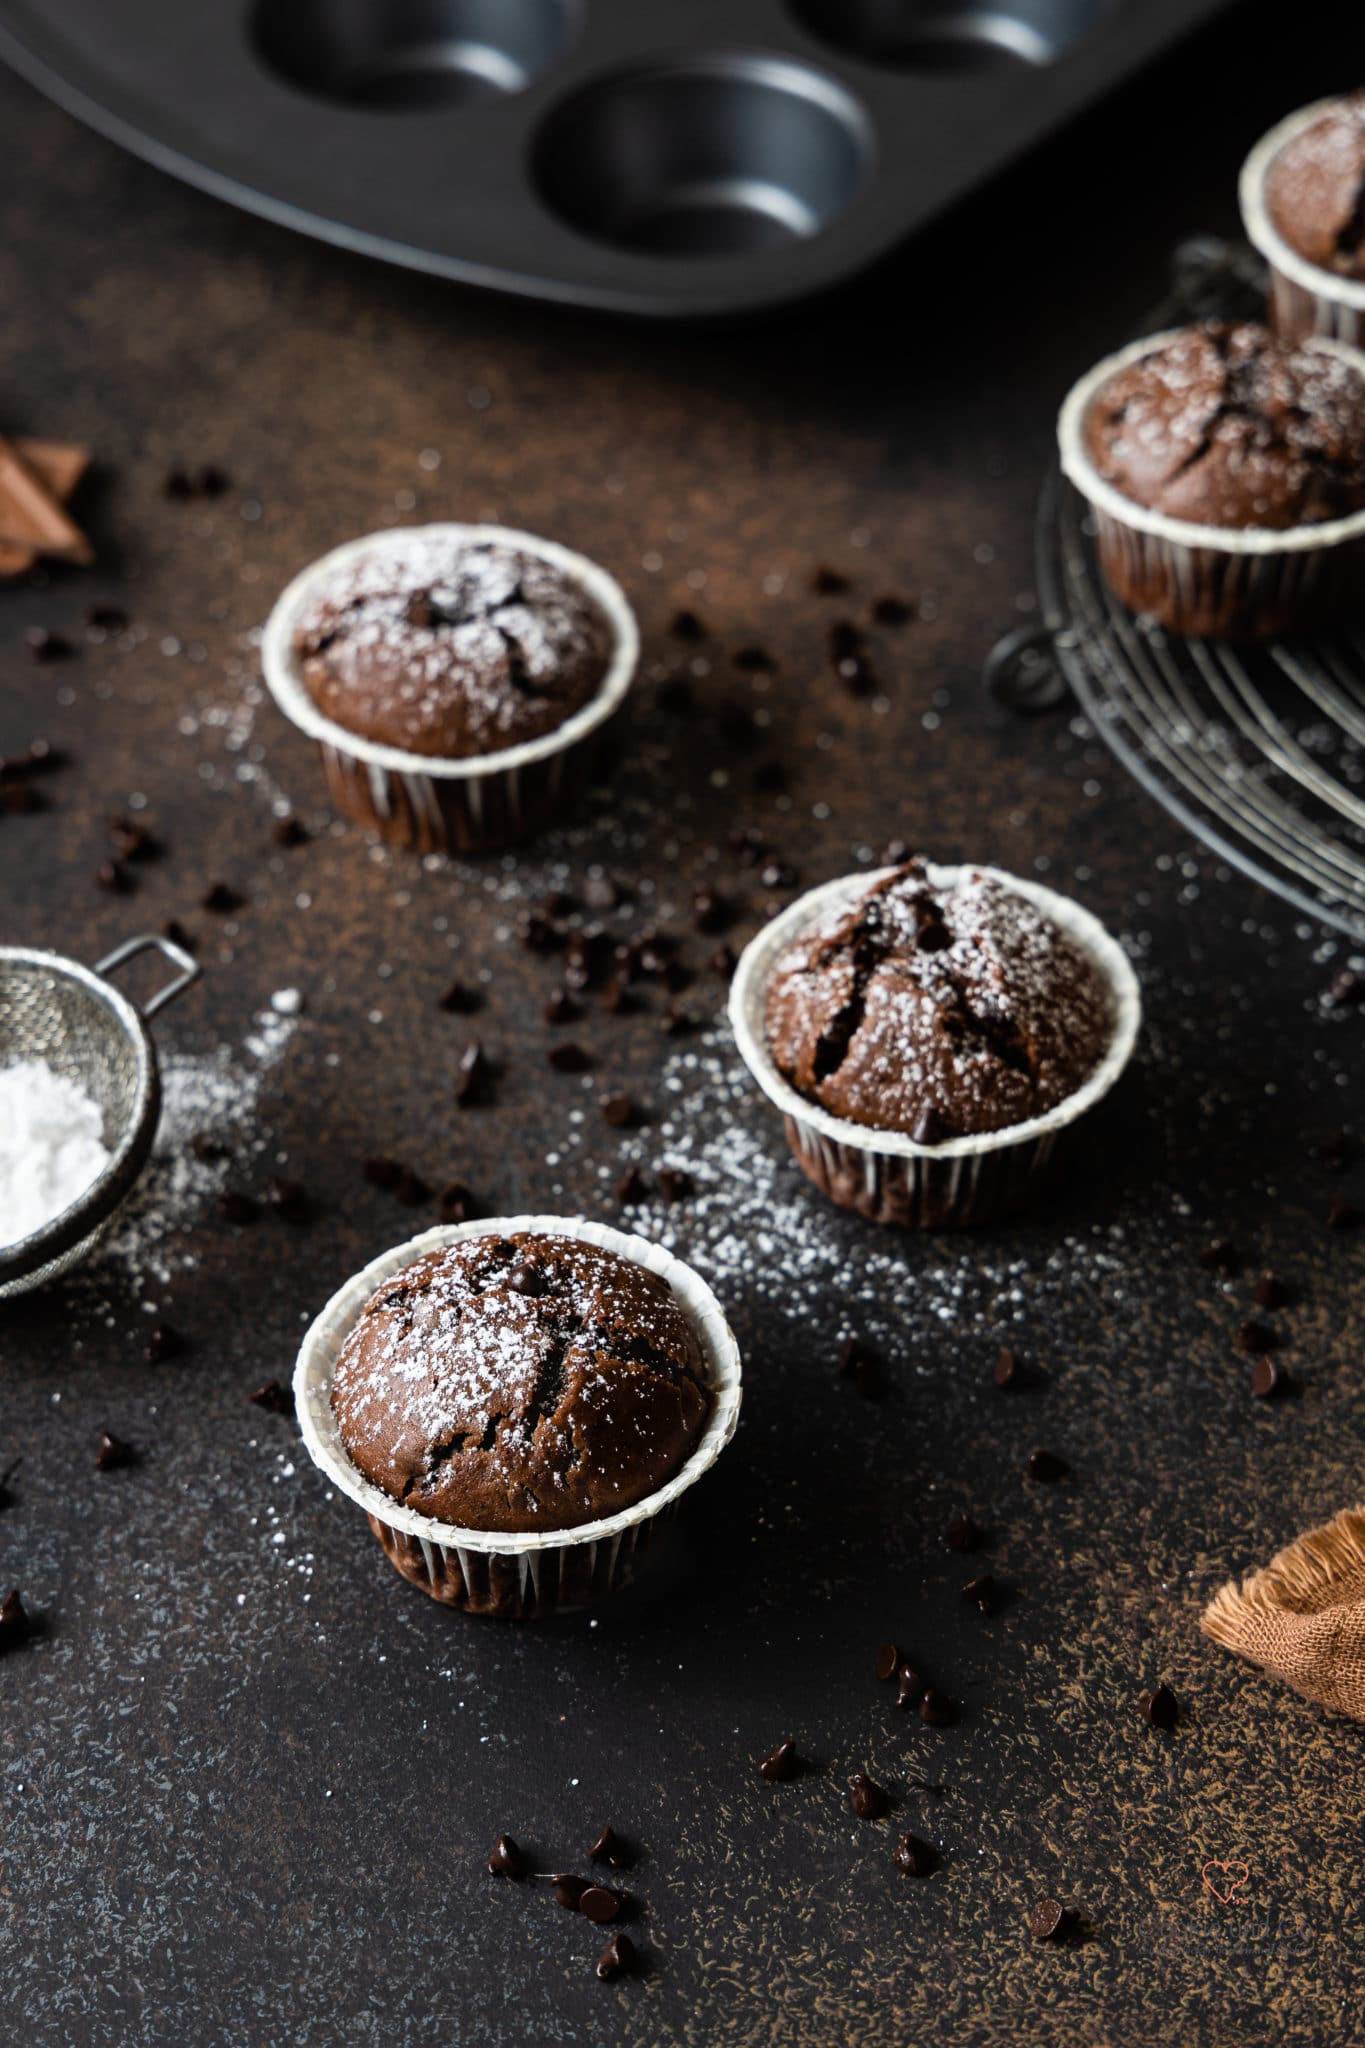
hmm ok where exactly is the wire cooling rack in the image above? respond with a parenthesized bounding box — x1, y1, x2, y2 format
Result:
(988, 239, 1365, 943)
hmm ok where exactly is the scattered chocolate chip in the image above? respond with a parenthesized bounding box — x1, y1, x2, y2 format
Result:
(1253, 1271, 1288, 1310)
(548, 1041, 592, 1074)
(589, 1826, 631, 1870)
(656, 1165, 694, 1203)
(599, 980, 634, 1016)
(363, 1157, 401, 1191)
(249, 1380, 293, 1417)
(266, 1175, 313, 1224)
(657, 675, 695, 715)
(507, 1262, 547, 1298)
(197, 464, 231, 498)
(876, 1642, 900, 1682)
(553, 1873, 588, 1909)
(1327, 1195, 1361, 1231)
(0, 1588, 30, 1648)
(579, 1886, 623, 1925)
(0, 780, 45, 814)
(543, 990, 579, 1026)
(661, 1002, 695, 1036)
(109, 815, 161, 862)
(145, 1324, 184, 1363)
(162, 920, 197, 954)
(1237, 1320, 1276, 1356)
(25, 626, 74, 662)
(911, 1105, 953, 1146)
(455, 1041, 494, 1106)
(1251, 1356, 1284, 1400)
(95, 859, 131, 893)
(916, 920, 951, 954)
(945, 1512, 980, 1552)
(95, 1430, 134, 1471)
(880, 839, 912, 866)
(894, 1832, 935, 1877)
(439, 979, 482, 1015)
(87, 603, 128, 631)
(1028, 1899, 1070, 1941)
(163, 467, 194, 499)
(616, 1165, 649, 1205)
(519, 909, 562, 954)
(1140, 1682, 1179, 1731)
(849, 1772, 889, 1820)
(595, 1933, 636, 1980)
(994, 1346, 1025, 1389)
(962, 1573, 996, 1615)
(272, 813, 309, 848)
(1198, 1238, 1239, 1274)
(438, 1181, 477, 1224)
(600, 1093, 635, 1129)
(872, 595, 915, 627)
(896, 1664, 926, 1710)
(733, 644, 776, 674)
(393, 1167, 432, 1207)
(709, 943, 739, 980)
(218, 1189, 260, 1226)
(669, 609, 707, 641)
(1025, 1448, 1068, 1484)
(692, 887, 731, 934)
(919, 1688, 956, 1727)
(191, 1134, 228, 1164)
(202, 881, 244, 913)
(758, 1739, 799, 1782)
(486, 1835, 526, 1880)
(812, 566, 851, 595)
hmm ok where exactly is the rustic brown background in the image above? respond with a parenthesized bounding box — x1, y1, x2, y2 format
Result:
(2, 4, 1364, 2042)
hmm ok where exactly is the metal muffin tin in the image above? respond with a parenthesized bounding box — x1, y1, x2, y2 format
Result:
(0, 0, 1236, 316)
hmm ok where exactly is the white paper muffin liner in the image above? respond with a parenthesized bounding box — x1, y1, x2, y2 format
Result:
(1058, 328, 1365, 640)
(261, 524, 639, 854)
(1240, 99, 1365, 348)
(729, 864, 1141, 1231)
(294, 1215, 742, 1620)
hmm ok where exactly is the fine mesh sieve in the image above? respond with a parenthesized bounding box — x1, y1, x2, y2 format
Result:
(0, 933, 199, 1298)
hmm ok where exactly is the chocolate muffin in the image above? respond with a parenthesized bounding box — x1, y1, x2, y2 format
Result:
(292, 531, 614, 758)
(1265, 93, 1365, 281)
(332, 1231, 712, 1534)
(1083, 323, 1365, 531)
(764, 860, 1113, 1142)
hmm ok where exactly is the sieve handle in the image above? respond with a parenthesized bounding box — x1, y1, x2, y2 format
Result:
(95, 933, 200, 1018)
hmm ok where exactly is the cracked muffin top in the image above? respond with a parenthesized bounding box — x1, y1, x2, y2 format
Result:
(1266, 93, 1365, 282)
(292, 531, 614, 758)
(332, 1232, 713, 1533)
(764, 860, 1114, 1143)
(1082, 323, 1365, 530)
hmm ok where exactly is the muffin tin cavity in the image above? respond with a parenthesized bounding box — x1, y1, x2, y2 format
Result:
(532, 56, 871, 258)
(789, 0, 1111, 72)
(252, 0, 578, 108)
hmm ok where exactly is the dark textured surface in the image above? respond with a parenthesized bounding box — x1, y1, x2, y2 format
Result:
(2, 8, 1364, 2043)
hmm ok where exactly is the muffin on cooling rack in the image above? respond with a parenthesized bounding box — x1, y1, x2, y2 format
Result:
(1058, 321, 1365, 639)
(1241, 93, 1365, 346)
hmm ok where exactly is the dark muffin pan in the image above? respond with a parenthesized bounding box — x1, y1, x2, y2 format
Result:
(0, 0, 1238, 316)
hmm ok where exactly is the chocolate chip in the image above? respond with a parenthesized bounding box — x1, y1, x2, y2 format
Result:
(1025, 1448, 1067, 1483)
(616, 1165, 649, 1206)
(733, 645, 776, 674)
(456, 1041, 494, 1106)
(1253, 1272, 1288, 1310)
(507, 1262, 546, 1298)
(543, 991, 579, 1026)
(267, 1175, 313, 1224)
(669, 609, 707, 641)
(589, 1826, 631, 1870)
(25, 627, 74, 662)
(249, 1380, 293, 1417)
(849, 1771, 889, 1820)
(692, 888, 731, 934)
(95, 859, 131, 893)
(945, 1512, 980, 1552)
(364, 1157, 402, 1191)
(916, 921, 951, 953)
(1251, 1356, 1284, 1400)
(0, 1588, 30, 1648)
(439, 979, 481, 1015)
(109, 815, 161, 862)
(438, 1181, 477, 1224)
(962, 1573, 996, 1614)
(600, 1093, 635, 1129)
(599, 980, 634, 1017)
(553, 1873, 588, 1909)
(758, 1739, 799, 1782)
(661, 1002, 696, 1036)
(919, 1688, 955, 1727)
(87, 603, 128, 631)
(218, 1190, 259, 1226)
(145, 1324, 184, 1363)
(709, 943, 738, 980)
(579, 1886, 623, 1925)
(197, 464, 231, 497)
(548, 1042, 592, 1074)
(95, 1431, 134, 1471)
(1327, 1195, 1361, 1231)
(1198, 1238, 1239, 1274)
(1028, 1899, 1070, 1941)
(994, 1346, 1025, 1389)
(162, 920, 197, 954)
(812, 566, 851, 595)
(202, 881, 243, 913)
(894, 1832, 935, 1876)
(873, 595, 914, 627)
(486, 1835, 526, 1880)
(911, 1105, 953, 1146)
(519, 909, 562, 954)
(657, 675, 694, 715)
(272, 814, 309, 848)
(1237, 1320, 1276, 1355)
(875, 1642, 900, 1683)
(393, 1168, 432, 1207)
(163, 467, 194, 499)
(595, 1933, 636, 1980)
(657, 1166, 694, 1203)
(1140, 1682, 1179, 1730)
(896, 1665, 926, 1710)
(880, 840, 912, 866)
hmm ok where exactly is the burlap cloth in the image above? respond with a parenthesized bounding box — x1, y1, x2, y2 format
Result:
(1202, 1505, 1365, 1719)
